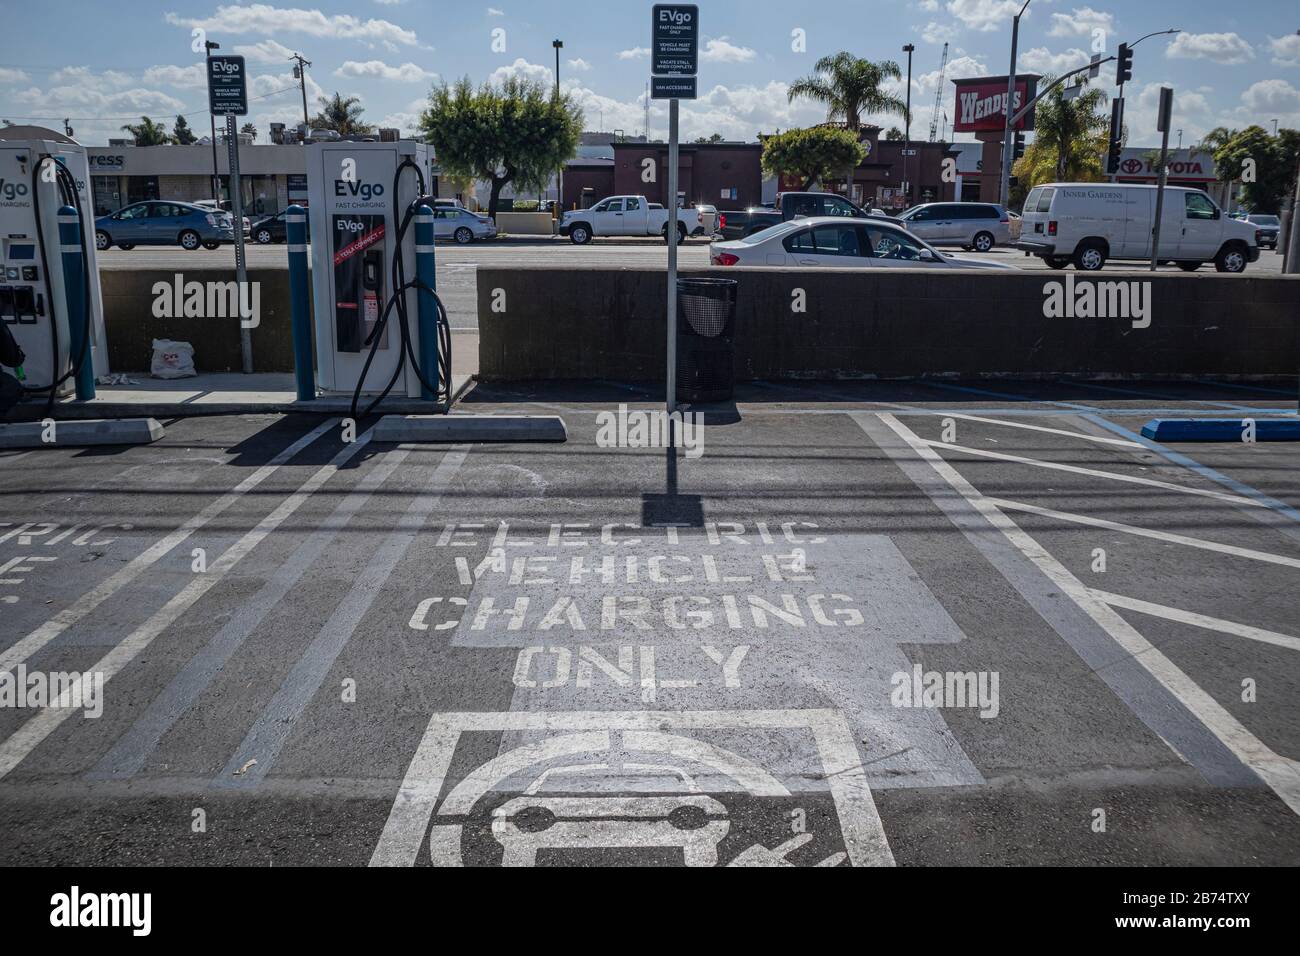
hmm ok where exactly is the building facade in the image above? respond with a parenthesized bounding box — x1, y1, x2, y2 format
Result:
(562, 142, 764, 211)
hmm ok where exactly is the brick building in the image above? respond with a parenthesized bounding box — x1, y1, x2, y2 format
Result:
(563, 142, 763, 211)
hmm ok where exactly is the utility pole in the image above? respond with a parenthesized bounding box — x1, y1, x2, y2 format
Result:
(902, 42, 914, 207)
(999, 0, 1031, 207)
(553, 39, 564, 209)
(1149, 87, 1174, 272)
(290, 52, 312, 138)
(205, 39, 221, 201)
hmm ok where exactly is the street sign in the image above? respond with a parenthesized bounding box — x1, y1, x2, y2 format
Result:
(207, 54, 248, 116)
(651, 4, 699, 76)
(651, 75, 697, 100)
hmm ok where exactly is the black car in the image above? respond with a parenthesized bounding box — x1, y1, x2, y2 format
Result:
(1245, 214, 1280, 250)
(250, 209, 309, 244)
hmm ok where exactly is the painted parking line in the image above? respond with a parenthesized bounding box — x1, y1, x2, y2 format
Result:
(867, 412, 1300, 817)
(1091, 590, 1300, 653)
(986, 497, 1300, 570)
(0, 418, 339, 674)
(920, 381, 1100, 412)
(878, 405, 1144, 448)
(86, 446, 413, 781)
(214, 446, 470, 789)
(0, 427, 368, 781)
(921, 439, 1263, 508)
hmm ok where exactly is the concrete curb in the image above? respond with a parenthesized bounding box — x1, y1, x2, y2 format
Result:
(373, 414, 567, 443)
(0, 418, 165, 448)
(1141, 418, 1300, 442)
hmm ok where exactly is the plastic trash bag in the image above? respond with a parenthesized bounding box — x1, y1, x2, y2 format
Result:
(150, 339, 197, 379)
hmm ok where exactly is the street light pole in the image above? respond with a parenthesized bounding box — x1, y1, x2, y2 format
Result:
(902, 43, 914, 207)
(553, 39, 564, 210)
(999, 0, 1031, 208)
(205, 40, 221, 201)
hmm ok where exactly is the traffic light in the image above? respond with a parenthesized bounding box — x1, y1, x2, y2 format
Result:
(1013, 132, 1026, 160)
(1116, 43, 1133, 85)
(1106, 97, 1125, 174)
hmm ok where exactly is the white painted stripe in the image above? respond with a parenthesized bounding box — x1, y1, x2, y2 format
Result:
(883, 406, 1143, 447)
(922, 439, 1261, 508)
(0, 428, 370, 781)
(879, 413, 1300, 817)
(287, 244, 308, 253)
(986, 497, 1300, 570)
(1091, 590, 1300, 653)
(0, 418, 337, 674)
(415, 244, 436, 254)
(285, 215, 306, 222)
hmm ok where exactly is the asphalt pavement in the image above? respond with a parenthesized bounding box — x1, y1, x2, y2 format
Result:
(2, 380, 1299, 866)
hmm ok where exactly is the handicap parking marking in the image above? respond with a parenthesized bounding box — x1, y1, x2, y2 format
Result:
(371, 708, 892, 868)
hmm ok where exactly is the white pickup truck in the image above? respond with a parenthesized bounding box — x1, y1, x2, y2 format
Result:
(560, 195, 702, 244)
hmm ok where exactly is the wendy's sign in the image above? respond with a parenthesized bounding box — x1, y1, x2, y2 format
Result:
(951, 75, 1040, 133)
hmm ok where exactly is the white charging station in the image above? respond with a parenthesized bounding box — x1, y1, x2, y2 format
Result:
(0, 132, 109, 391)
(306, 140, 431, 397)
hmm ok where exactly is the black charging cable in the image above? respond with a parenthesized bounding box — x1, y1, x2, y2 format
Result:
(349, 157, 453, 421)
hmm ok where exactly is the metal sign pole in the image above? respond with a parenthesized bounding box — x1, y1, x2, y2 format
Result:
(666, 97, 679, 415)
(225, 114, 252, 373)
(1149, 87, 1173, 273)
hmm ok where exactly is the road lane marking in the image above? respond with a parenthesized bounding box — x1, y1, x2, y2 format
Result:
(1091, 590, 1300, 653)
(0, 428, 366, 781)
(920, 439, 1262, 508)
(86, 447, 412, 780)
(882, 408, 1143, 447)
(986, 497, 1300, 570)
(870, 412, 1300, 816)
(213, 446, 469, 789)
(920, 381, 1100, 412)
(0, 418, 338, 674)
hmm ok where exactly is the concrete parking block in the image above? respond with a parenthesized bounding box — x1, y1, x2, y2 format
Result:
(0, 418, 164, 448)
(1141, 418, 1300, 442)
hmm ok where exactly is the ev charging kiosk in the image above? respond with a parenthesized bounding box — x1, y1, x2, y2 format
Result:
(306, 140, 431, 397)
(0, 130, 109, 392)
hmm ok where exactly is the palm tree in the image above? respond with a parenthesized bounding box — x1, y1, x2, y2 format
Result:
(1022, 79, 1110, 183)
(1196, 126, 1238, 154)
(788, 52, 907, 201)
(120, 117, 173, 146)
(312, 93, 373, 135)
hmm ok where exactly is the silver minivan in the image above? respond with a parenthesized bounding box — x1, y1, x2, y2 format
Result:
(896, 202, 1012, 252)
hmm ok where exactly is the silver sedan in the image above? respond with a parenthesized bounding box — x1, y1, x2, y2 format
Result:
(433, 207, 498, 244)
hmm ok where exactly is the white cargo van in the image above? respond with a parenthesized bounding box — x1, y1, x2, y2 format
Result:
(1016, 183, 1260, 273)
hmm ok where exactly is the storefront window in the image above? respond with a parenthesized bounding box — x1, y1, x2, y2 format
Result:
(126, 176, 159, 204)
(91, 176, 121, 216)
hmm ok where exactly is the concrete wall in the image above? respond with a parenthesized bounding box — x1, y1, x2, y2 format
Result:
(494, 212, 556, 236)
(100, 267, 297, 373)
(477, 266, 1300, 381)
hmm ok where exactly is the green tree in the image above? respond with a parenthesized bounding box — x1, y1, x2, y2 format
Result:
(788, 52, 907, 198)
(420, 76, 583, 218)
(884, 126, 904, 140)
(120, 117, 173, 146)
(694, 133, 725, 144)
(1010, 77, 1109, 204)
(172, 115, 197, 145)
(761, 126, 867, 191)
(240, 122, 257, 142)
(312, 92, 373, 136)
(1211, 125, 1299, 213)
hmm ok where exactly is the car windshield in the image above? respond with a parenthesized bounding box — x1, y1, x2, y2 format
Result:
(899, 206, 924, 219)
(1250, 216, 1279, 225)
(739, 221, 799, 244)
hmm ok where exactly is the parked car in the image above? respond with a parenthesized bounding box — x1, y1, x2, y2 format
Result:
(1016, 183, 1260, 272)
(250, 208, 310, 244)
(94, 201, 236, 251)
(1245, 214, 1280, 249)
(559, 195, 701, 244)
(709, 217, 1017, 270)
(894, 202, 1011, 252)
(433, 206, 497, 243)
(192, 199, 251, 239)
(694, 204, 719, 236)
(717, 191, 902, 240)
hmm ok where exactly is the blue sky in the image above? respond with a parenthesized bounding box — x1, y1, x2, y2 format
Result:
(1, 1, 1297, 147)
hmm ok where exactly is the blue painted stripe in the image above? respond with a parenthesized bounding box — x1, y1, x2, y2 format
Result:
(1084, 413, 1300, 527)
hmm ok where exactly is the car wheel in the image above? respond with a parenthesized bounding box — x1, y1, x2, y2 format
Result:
(255, 229, 274, 244)
(1177, 262, 1201, 272)
(663, 223, 686, 245)
(569, 224, 591, 245)
(202, 241, 221, 250)
(117, 243, 135, 251)
(95, 230, 111, 251)
(1073, 241, 1106, 271)
(1215, 244, 1248, 273)
(179, 230, 201, 251)
(972, 231, 995, 252)
(1043, 256, 1070, 269)
(454, 227, 474, 245)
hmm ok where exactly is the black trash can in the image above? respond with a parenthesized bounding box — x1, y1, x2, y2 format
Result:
(675, 277, 737, 403)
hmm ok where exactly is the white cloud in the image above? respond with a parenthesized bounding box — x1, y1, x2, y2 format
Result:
(487, 6, 505, 15)
(923, 55, 988, 89)
(914, 0, 940, 10)
(0, 67, 30, 84)
(1017, 47, 1091, 75)
(165, 4, 418, 47)
(700, 38, 757, 64)
(335, 60, 437, 82)
(1124, 80, 1213, 143)
(51, 66, 133, 88)
(920, 22, 958, 45)
(233, 39, 299, 64)
(567, 58, 592, 72)
(1238, 78, 1300, 117)
(142, 63, 207, 89)
(1166, 32, 1255, 66)
(946, 0, 1024, 33)
(1268, 34, 1300, 68)
(618, 47, 650, 60)
(488, 58, 552, 87)
(1047, 7, 1115, 39)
